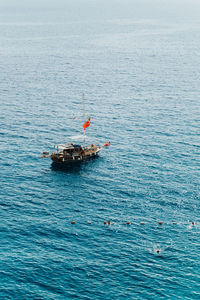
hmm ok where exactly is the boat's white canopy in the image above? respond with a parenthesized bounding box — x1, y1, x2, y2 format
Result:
(54, 143, 74, 150)
(54, 135, 87, 150)
(68, 135, 86, 140)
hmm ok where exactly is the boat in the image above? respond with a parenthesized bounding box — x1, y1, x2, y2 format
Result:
(42, 94, 106, 166)
(50, 142, 102, 165)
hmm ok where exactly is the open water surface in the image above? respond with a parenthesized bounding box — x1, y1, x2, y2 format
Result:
(0, 0, 200, 299)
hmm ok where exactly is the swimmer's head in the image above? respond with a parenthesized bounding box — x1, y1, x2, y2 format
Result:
(154, 247, 161, 254)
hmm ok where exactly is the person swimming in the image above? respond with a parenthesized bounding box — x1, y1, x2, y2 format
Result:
(153, 245, 162, 254)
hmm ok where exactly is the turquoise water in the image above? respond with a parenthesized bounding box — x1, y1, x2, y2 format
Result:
(1, 1, 200, 298)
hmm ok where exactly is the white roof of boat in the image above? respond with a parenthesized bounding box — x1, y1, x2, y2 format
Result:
(68, 135, 86, 140)
(55, 143, 83, 150)
(55, 144, 74, 150)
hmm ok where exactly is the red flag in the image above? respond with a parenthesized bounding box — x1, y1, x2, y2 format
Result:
(104, 141, 110, 147)
(83, 117, 91, 129)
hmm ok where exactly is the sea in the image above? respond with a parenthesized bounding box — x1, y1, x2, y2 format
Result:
(0, 0, 200, 299)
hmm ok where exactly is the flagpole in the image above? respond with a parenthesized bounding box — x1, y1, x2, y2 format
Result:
(84, 129, 86, 147)
(82, 93, 86, 147)
(82, 93, 85, 122)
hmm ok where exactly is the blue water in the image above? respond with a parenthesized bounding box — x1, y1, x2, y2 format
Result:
(1, 1, 200, 298)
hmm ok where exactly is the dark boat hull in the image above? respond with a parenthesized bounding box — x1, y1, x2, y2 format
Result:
(51, 153, 99, 171)
(51, 146, 102, 165)
(51, 150, 100, 166)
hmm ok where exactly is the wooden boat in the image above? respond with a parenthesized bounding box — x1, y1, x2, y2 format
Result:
(50, 142, 102, 164)
(41, 94, 109, 166)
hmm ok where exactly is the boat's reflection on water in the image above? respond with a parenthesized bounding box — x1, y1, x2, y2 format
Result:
(51, 156, 99, 173)
(51, 162, 83, 173)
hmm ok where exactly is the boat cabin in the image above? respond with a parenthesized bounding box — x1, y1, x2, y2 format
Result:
(63, 144, 83, 159)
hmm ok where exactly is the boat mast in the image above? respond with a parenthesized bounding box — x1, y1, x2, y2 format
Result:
(82, 93, 86, 147)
